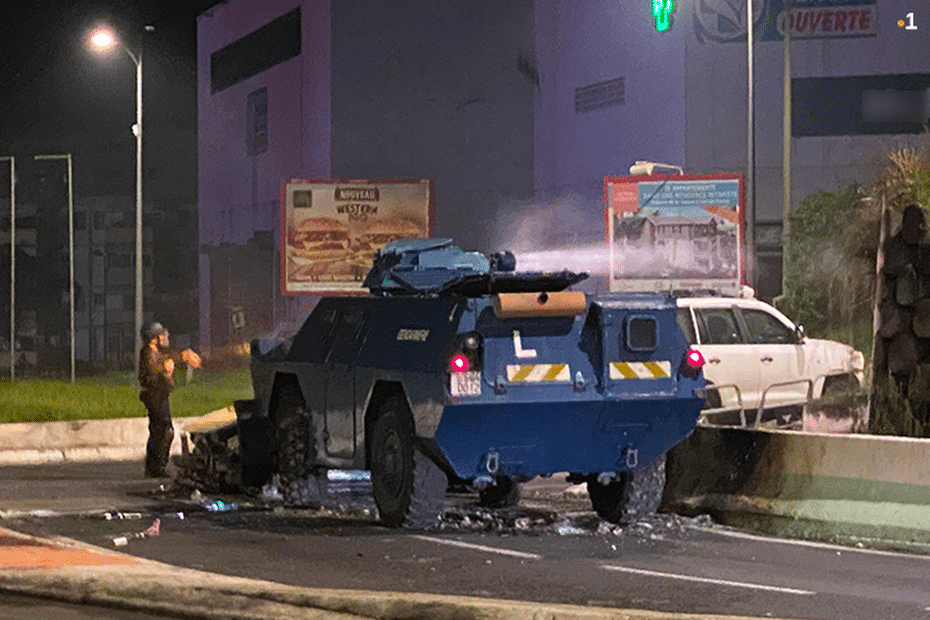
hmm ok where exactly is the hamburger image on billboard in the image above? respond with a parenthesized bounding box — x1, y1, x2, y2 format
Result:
(352, 217, 423, 255)
(282, 179, 433, 293)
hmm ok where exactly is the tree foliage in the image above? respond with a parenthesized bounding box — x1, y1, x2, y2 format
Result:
(780, 147, 930, 354)
(779, 183, 876, 349)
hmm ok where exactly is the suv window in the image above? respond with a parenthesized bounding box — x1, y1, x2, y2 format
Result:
(676, 308, 696, 345)
(742, 308, 796, 344)
(695, 308, 743, 344)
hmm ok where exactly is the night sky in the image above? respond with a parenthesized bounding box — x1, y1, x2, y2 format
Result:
(0, 1, 217, 167)
(0, 1, 219, 336)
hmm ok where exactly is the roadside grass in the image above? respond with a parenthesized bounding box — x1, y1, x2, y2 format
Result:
(0, 367, 253, 424)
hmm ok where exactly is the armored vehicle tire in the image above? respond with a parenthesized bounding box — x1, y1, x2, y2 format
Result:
(478, 476, 522, 508)
(274, 381, 326, 505)
(370, 396, 446, 528)
(586, 454, 666, 524)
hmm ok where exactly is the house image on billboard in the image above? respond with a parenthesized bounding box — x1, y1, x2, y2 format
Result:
(615, 214, 737, 280)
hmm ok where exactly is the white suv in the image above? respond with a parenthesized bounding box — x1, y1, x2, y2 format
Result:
(676, 293, 864, 424)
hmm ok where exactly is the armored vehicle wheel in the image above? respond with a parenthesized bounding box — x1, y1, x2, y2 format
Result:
(478, 476, 522, 508)
(274, 381, 325, 505)
(586, 454, 666, 524)
(370, 396, 446, 528)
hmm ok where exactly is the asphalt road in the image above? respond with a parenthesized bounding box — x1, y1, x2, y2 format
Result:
(0, 591, 177, 620)
(3, 461, 930, 620)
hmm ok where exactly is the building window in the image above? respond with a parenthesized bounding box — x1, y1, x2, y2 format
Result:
(210, 8, 301, 93)
(93, 212, 105, 230)
(93, 293, 104, 306)
(247, 88, 269, 155)
(793, 73, 930, 137)
(575, 77, 625, 114)
(74, 212, 86, 231)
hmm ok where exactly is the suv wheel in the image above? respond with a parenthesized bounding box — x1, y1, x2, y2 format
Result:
(370, 396, 446, 528)
(586, 454, 666, 523)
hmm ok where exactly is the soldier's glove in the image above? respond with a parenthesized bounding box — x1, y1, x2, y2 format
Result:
(182, 349, 202, 369)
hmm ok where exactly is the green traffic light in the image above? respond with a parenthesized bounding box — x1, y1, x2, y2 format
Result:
(652, 0, 674, 32)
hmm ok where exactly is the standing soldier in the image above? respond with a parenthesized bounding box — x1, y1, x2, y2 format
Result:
(138, 322, 202, 478)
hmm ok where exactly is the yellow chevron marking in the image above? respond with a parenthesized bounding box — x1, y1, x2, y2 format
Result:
(509, 365, 535, 382)
(644, 361, 670, 378)
(610, 361, 672, 380)
(612, 362, 638, 379)
(543, 364, 567, 381)
(506, 364, 571, 382)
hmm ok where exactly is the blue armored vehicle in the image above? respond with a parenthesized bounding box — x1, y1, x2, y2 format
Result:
(235, 238, 706, 527)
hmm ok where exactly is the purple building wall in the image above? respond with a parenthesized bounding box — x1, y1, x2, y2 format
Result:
(533, 2, 687, 206)
(197, 0, 330, 350)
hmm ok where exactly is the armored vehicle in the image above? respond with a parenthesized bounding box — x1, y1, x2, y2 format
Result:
(235, 238, 706, 527)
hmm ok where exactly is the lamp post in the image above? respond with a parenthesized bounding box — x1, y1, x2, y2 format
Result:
(0, 156, 13, 381)
(35, 154, 74, 382)
(90, 27, 144, 373)
(745, 0, 756, 290)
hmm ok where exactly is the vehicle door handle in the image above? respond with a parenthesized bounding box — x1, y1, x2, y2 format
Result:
(760, 356, 774, 363)
(707, 357, 721, 364)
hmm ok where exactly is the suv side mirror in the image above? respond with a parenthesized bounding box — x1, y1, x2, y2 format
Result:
(795, 324, 806, 343)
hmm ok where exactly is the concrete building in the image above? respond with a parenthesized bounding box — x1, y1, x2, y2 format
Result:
(196, 0, 930, 347)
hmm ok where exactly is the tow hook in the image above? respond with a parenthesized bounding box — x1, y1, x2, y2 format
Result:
(485, 450, 499, 474)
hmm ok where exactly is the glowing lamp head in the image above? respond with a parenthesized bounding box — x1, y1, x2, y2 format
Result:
(686, 348, 705, 369)
(450, 354, 470, 373)
(90, 29, 117, 52)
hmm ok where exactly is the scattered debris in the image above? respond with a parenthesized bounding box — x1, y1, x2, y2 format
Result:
(261, 475, 284, 502)
(204, 500, 238, 512)
(103, 511, 143, 521)
(112, 518, 161, 547)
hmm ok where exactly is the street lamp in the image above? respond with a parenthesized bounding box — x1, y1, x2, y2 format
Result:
(35, 154, 74, 382)
(90, 26, 144, 373)
(0, 156, 13, 381)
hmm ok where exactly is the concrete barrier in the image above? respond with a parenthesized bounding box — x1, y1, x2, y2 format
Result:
(663, 426, 930, 549)
(0, 408, 236, 466)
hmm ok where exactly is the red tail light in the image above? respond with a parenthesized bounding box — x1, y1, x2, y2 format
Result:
(679, 348, 704, 379)
(450, 353, 470, 373)
(686, 348, 704, 369)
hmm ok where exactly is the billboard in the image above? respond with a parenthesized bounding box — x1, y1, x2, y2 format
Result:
(604, 173, 745, 294)
(281, 178, 433, 294)
(693, 0, 878, 43)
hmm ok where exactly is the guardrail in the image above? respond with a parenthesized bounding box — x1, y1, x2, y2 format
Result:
(700, 374, 849, 430)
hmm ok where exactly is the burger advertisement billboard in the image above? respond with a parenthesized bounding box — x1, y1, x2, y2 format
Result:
(282, 178, 433, 294)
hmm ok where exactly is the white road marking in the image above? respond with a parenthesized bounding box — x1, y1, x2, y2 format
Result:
(702, 527, 930, 561)
(601, 565, 815, 595)
(412, 535, 542, 560)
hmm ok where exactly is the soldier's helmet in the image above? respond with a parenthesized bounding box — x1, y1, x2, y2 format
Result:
(140, 322, 167, 342)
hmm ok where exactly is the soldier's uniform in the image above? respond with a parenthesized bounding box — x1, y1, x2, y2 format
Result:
(138, 324, 182, 478)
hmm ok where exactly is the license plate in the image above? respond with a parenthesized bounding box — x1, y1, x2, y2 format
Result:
(450, 371, 482, 396)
